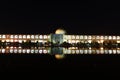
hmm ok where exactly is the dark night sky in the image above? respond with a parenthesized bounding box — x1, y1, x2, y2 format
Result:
(0, 1, 120, 35)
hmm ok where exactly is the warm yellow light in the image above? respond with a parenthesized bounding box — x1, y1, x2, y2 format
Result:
(88, 40, 91, 43)
(14, 39, 18, 42)
(6, 39, 9, 42)
(76, 40, 79, 43)
(31, 35, 34, 39)
(10, 39, 13, 42)
(27, 35, 30, 39)
(100, 47, 103, 50)
(10, 47, 13, 48)
(117, 41, 120, 43)
(55, 54, 65, 60)
(6, 46, 9, 49)
(113, 36, 116, 39)
(1, 40, 5, 42)
(100, 40, 104, 43)
(55, 29, 66, 34)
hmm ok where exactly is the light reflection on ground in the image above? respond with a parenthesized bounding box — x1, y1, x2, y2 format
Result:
(0, 47, 120, 54)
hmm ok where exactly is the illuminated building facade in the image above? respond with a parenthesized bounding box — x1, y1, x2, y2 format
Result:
(0, 29, 120, 54)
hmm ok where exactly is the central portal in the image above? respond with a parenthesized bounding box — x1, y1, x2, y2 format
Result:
(51, 34, 63, 45)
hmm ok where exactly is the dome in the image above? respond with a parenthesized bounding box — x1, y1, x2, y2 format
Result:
(55, 28, 66, 34)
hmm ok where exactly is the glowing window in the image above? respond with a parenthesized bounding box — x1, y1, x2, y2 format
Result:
(113, 50, 116, 54)
(104, 36, 108, 39)
(15, 35, 18, 38)
(19, 35, 22, 38)
(10, 47, 13, 49)
(88, 36, 92, 39)
(10, 35, 13, 38)
(80, 50, 83, 54)
(35, 50, 38, 53)
(43, 50, 47, 54)
(113, 36, 116, 40)
(105, 50, 108, 54)
(44, 35, 47, 39)
(63, 50, 67, 54)
(100, 36, 104, 39)
(39, 50, 42, 53)
(92, 36, 95, 39)
(2, 49, 5, 53)
(23, 49, 26, 53)
(76, 50, 79, 54)
(23, 35, 26, 38)
(14, 39, 18, 42)
(0, 35, 2, 38)
(31, 49, 34, 53)
(48, 35, 50, 39)
(35, 35, 39, 39)
(14, 49, 17, 53)
(18, 40, 22, 43)
(6, 46, 9, 49)
(84, 50, 87, 54)
(117, 36, 120, 39)
(27, 49, 30, 53)
(100, 49, 104, 54)
(117, 50, 120, 54)
(80, 36, 83, 39)
(64, 35, 67, 39)
(108, 36, 112, 39)
(2, 35, 6, 38)
(38, 40, 43, 42)
(68, 40, 71, 43)
(67, 35, 71, 39)
(76, 35, 79, 39)
(39, 35, 43, 39)
(88, 50, 92, 54)
(10, 49, 13, 53)
(117, 41, 120, 43)
(31, 35, 34, 39)
(27, 35, 30, 39)
(18, 47, 21, 48)
(76, 40, 79, 43)
(96, 50, 100, 54)
(2, 40, 5, 42)
(24, 40, 26, 42)
(31, 40, 35, 42)
(10, 39, 13, 42)
(109, 50, 112, 54)
(100, 40, 103, 43)
(18, 49, 22, 53)
(47, 50, 50, 53)
(72, 35, 75, 39)
(96, 36, 100, 39)
(84, 36, 87, 39)
(67, 50, 71, 53)
(6, 39, 9, 42)
(88, 40, 91, 43)
(34, 40, 38, 43)
(72, 50, 75, 54)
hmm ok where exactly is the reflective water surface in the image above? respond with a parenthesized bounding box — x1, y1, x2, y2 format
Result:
(0, 47, 120, 54)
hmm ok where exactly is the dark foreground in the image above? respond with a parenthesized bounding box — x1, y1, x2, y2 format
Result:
(0, 53, 120, 74)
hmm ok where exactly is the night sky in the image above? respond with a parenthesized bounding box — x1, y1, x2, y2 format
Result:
(0, 1, 120, 73)
(0, 1, 120, 35)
